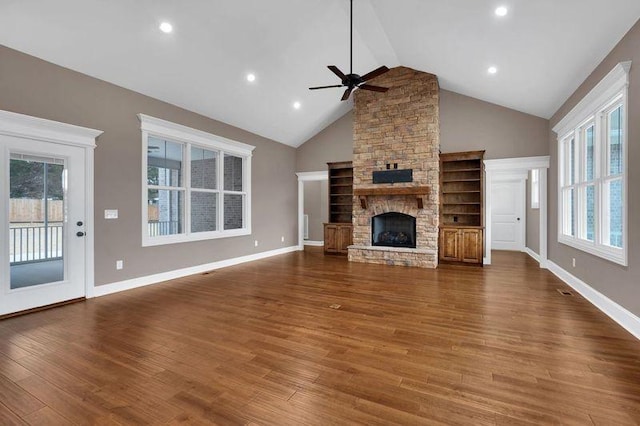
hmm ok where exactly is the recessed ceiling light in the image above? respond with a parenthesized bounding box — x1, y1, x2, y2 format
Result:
(495, 6, 508, 17)
(488, 66, 498, 75)
(246, 73, 256, 83)
(293, 101, 302, 110)
(159, 22, 173, 33)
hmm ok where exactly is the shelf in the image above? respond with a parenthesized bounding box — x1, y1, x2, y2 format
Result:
(353, 186, 430, 209)
(443, 168, 481, 173)
(442, 212, 481, 216)
(442, 202, 481, 205)
(442, 190, 481, 194)
(442, 179, 481, 183)
(328, 161, 353, 225)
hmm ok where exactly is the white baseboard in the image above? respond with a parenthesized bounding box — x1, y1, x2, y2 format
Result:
(547, 260, 640, 340)
(303, 240, 324, 247)
(92, 246, 299, 298)
(524, 247, 541, 263)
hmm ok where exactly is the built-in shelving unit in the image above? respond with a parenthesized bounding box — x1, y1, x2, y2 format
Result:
(439, 151, 485, 265)
(325, 161, 353, 255)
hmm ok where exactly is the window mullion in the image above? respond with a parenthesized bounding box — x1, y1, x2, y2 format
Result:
(185, 143, 191, 236)
(218, 150, 224, 231)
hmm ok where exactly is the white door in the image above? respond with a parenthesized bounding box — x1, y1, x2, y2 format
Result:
(1, 135, 87, 316)
(491, 179, 525, 251)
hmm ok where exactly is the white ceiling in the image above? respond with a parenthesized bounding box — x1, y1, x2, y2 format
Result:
(1, 1, 639, 147)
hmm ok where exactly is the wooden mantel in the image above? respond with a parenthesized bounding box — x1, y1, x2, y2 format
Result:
(353, 186, 430, 209)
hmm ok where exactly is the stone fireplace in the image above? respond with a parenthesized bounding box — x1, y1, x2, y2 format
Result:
(348, 67, 439, 268)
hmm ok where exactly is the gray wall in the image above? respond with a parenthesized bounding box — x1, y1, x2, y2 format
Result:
(440, 90, 549, 159)
(548, 19, 640, 317)
(296, 89, 549, 172)
(526, 171, 540, 254)
(296, 111, 354, 172)
(0, 45, 297, 286)
(303, 180, 328, 242)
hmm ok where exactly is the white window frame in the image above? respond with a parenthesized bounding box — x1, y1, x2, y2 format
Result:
(552, 62, 630, 266)
(138, 114, 255, 247)
(531, 168, 540, 209)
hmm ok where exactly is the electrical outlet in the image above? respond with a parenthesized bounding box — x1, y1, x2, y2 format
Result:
(254, 240, 259, 247)
(572, 258, 576, 268)
(116, 260, 123, 270)
(281, 236, 285, 243)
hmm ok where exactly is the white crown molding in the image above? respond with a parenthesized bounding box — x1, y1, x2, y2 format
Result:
(0, 110, 103, 148)
(138, 114, 255, 156)
(484, 156, 550, 172)
(547, 260, 640, 340)
(91, 245, 299, 298)
(296, 170, 329, 181)
(552, 61, 632, 136)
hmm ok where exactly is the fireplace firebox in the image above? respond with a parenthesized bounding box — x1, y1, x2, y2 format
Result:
(371, 212, 416, 248)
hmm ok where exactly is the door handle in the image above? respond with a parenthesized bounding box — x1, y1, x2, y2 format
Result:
(76, 231, 85, 237)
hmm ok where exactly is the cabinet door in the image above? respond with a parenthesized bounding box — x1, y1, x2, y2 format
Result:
(337, 224, 353, 253)
(461, 229, 483, 264)
(324, 225, 338, 253)
(439, 228, 460, 261)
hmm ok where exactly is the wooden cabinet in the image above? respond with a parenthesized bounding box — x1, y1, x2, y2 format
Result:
(439, 227, 483, 264)
(324, 161, 353, 255)
(324, 223, 353, 255)
(439, 151, 485, 266)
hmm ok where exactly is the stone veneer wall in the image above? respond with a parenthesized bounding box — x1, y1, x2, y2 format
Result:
(348, 67, 440, 268)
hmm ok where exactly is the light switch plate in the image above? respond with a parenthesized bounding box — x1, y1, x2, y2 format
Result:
(105, 209, 118, 219)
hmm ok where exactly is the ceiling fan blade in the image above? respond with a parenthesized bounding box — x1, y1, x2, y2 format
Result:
(361, 65, 390, 82)
(341, 87, 354, 101)
(328, 65, 347, 81)
(359, 84, 389, 93)
(309, 85, 344, 90)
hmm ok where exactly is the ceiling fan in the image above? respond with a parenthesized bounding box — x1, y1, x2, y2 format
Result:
(309, 0, 390, 101)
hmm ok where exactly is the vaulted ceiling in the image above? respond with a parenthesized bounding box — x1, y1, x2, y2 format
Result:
(1, 1, 639, 147)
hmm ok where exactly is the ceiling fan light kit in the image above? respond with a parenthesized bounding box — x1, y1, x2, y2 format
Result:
(309, 0, 390, 101)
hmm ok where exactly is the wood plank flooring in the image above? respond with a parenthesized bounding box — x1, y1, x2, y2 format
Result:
(1, 249, 639, 425)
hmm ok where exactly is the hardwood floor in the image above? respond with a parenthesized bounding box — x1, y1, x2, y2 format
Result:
(1, 249, 639, 425)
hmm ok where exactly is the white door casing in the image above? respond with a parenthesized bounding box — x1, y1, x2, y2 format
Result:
(0, 110, 102, 315)
(484, 156, 550, 267)
(296, 171, 328, 249)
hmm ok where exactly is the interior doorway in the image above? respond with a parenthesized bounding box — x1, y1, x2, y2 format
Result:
(296, 171, 328, 249)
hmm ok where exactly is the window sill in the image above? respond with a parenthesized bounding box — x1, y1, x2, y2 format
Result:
(142, 228, 251, 247)
(558, 235, 627, 266)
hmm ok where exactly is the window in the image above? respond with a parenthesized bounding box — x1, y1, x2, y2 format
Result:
(553, 62, 630, 265)
(139, 114, 254, 246)
(530, 169, 540, 209)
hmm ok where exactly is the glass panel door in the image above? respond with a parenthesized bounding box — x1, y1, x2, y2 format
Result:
(1, 133, 86, 317)
(9, 156, 65, 288)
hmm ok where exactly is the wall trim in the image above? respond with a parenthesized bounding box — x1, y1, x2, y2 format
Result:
(297, 170, 329, 248)
(92, 246, 299, 298)
(303, 240, 324, 247)
(483, 156, 549, 266)
(552, 61, 632, 136)
(0, 109, 103, 148)
(547, 260, 640, 340)
(524, 247, 541, 264)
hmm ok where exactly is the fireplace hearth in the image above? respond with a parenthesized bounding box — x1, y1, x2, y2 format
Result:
(372, 212, 416, 248)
